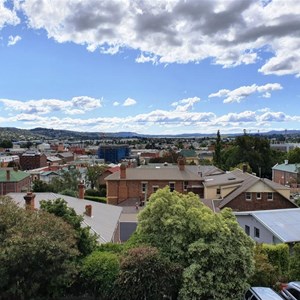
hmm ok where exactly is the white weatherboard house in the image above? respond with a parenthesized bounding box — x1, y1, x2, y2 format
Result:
(8, 192, 122, 244)
(234, 208, 300, 245)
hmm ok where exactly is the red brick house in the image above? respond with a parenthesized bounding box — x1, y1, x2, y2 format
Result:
(0, 168, 31, 196)
(203, 169, 297, 212)
(272, 161, 300, 187)
(105, 160, 203, 205)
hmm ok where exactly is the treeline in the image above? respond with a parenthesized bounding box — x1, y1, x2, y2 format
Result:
(214, 132, 300, 178)
(1, 188, 300, 299)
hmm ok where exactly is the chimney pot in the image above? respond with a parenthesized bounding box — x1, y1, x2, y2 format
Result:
(78, 182, 85, 199)
(24, 192, 36, 210)
(6, 169, 10, 181)
(85, 205, 92, 217)
(242, 164, 247, 173)
(120, 164, 126, 179)
(178, 158, 185, 171)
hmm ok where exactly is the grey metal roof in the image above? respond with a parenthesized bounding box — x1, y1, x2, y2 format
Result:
(105, 167, 202, 181)
(202, 172, 244, 187)
(235, 208, 300, 243)
(7, 192, 122, 244)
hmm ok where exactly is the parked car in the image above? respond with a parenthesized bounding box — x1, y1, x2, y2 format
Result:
(281, 282, 300, 300)
(244, 287, 284, 300)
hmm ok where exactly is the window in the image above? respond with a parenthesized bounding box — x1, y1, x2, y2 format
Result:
(216, 188, 221, 195)
(153, 186, 159, 193)
(267, 192, 273, 201)
(245, 192, 252, 201)
(183, 181, 188, 191)
(245, 225, 250, 236)
(141, 182, 148, 193)
(169, 182, 175, 192)
(256, 192, 261, 200)
(254, 227, 260, 238)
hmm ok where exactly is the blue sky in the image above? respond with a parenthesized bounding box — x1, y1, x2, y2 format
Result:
(0, 0, 300, 135)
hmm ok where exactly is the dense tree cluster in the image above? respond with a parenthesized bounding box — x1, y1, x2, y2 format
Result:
(2, 188, 300, 299)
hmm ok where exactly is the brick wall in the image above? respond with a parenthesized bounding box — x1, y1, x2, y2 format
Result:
(223, 191, 296, 211)
(0, 176, 31, 195)
(20, 154, 47, 170)
(106, 179, 201, 205)
(273, 169, 297, 185)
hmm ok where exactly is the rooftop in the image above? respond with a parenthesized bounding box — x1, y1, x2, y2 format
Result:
(0, 169, 30, 182)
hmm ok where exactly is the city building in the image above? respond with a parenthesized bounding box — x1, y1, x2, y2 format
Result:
(20, 151, 47, 170)
(98, 144, 130, 164)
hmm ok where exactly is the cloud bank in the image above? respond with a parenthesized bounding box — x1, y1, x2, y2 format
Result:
(6, 0, 298, 76)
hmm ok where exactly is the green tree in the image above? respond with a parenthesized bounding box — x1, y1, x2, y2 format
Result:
(287, 147, 300, 164)
(179, 209, 254, 299)
(0, 196, 79, 298)
(85, 164, 108, 190)
(80, 251, 120, 299)
(0, 140, 13, 148)
(290, 243, 300, 280)
(213, 130, 222, 167)
(116, 246, 182, 300)
(249, 244, 277, 287)
(135, 188, 254, 299)
(40, 198, 98, 257)
(32, 179, 52, 192)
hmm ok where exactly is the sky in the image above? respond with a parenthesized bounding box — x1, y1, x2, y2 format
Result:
(0, 0, 300, 135)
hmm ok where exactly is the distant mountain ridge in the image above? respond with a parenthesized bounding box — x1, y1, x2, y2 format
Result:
(1, 126, 300, 140)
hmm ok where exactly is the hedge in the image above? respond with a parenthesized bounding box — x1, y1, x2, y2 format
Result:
(84, 196, 107, 204)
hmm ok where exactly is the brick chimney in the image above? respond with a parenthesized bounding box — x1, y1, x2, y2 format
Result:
(85, 205, 92, 217)
(242, 164, 247, 173)
(6, 169, 10, 181)
(78, 182, 85, 199)
(24, 192, 35, 210)
(120, 164, 126, 179)
(178, 158, 185, 171)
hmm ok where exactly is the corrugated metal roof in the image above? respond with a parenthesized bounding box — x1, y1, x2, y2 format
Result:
(272, 163, 299, 173)
(105, 167, 202, 181)
(0, 169, 30, 182)
(7, 192, 122, 244)
(235, 208, 300, 243)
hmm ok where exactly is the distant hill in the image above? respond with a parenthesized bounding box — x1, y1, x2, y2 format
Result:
(1, 126, 300, 140)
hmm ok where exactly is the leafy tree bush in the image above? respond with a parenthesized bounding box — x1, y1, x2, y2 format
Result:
(116, 246, 182, 300)
(84, 195, 107, 203)
(135, 188, 255, 299)
(289, 243, 300, 280)
(80, 251, 120, 299)
(0, 196, 79, 298)
(262, 243, 290, 280)
(40, 198, 98, 257)
(249, 244, 277, 287)
(85, 188, 101, 197)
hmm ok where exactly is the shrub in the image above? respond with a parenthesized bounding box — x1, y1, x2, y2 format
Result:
(85, 189, 101, 197)
(84, 196, 106, 203)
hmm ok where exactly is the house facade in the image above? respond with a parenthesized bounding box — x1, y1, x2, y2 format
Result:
(235, 208, 300, 245)
(202, 169, 297, 212)
(105, 160, 203, 205)
(20, 151, 47, 170)
(272, 161, 300, 187)
(0, 168, 31, 196)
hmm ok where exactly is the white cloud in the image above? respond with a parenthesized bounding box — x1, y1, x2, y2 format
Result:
(123, 97, 137, 106)
(10, 0, 300, 76)
(209, 83, 282, 103)
(7, 35, 21, 46)
(171, 97, 200, 112)
(113, 101, 120, 106)
(0, 96, 102, 115)
(0, 0, 20, 29)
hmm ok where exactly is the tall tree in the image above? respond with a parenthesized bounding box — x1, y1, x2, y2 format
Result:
(40, 198, 98, 257)
(213, 130, 222, 167)
(134, 187, 254, 299)
(85, 164, 108, 190)
(0, 196, 79, 299)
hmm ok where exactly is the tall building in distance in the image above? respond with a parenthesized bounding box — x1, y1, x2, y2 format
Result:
(97, 144, 130, 164)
